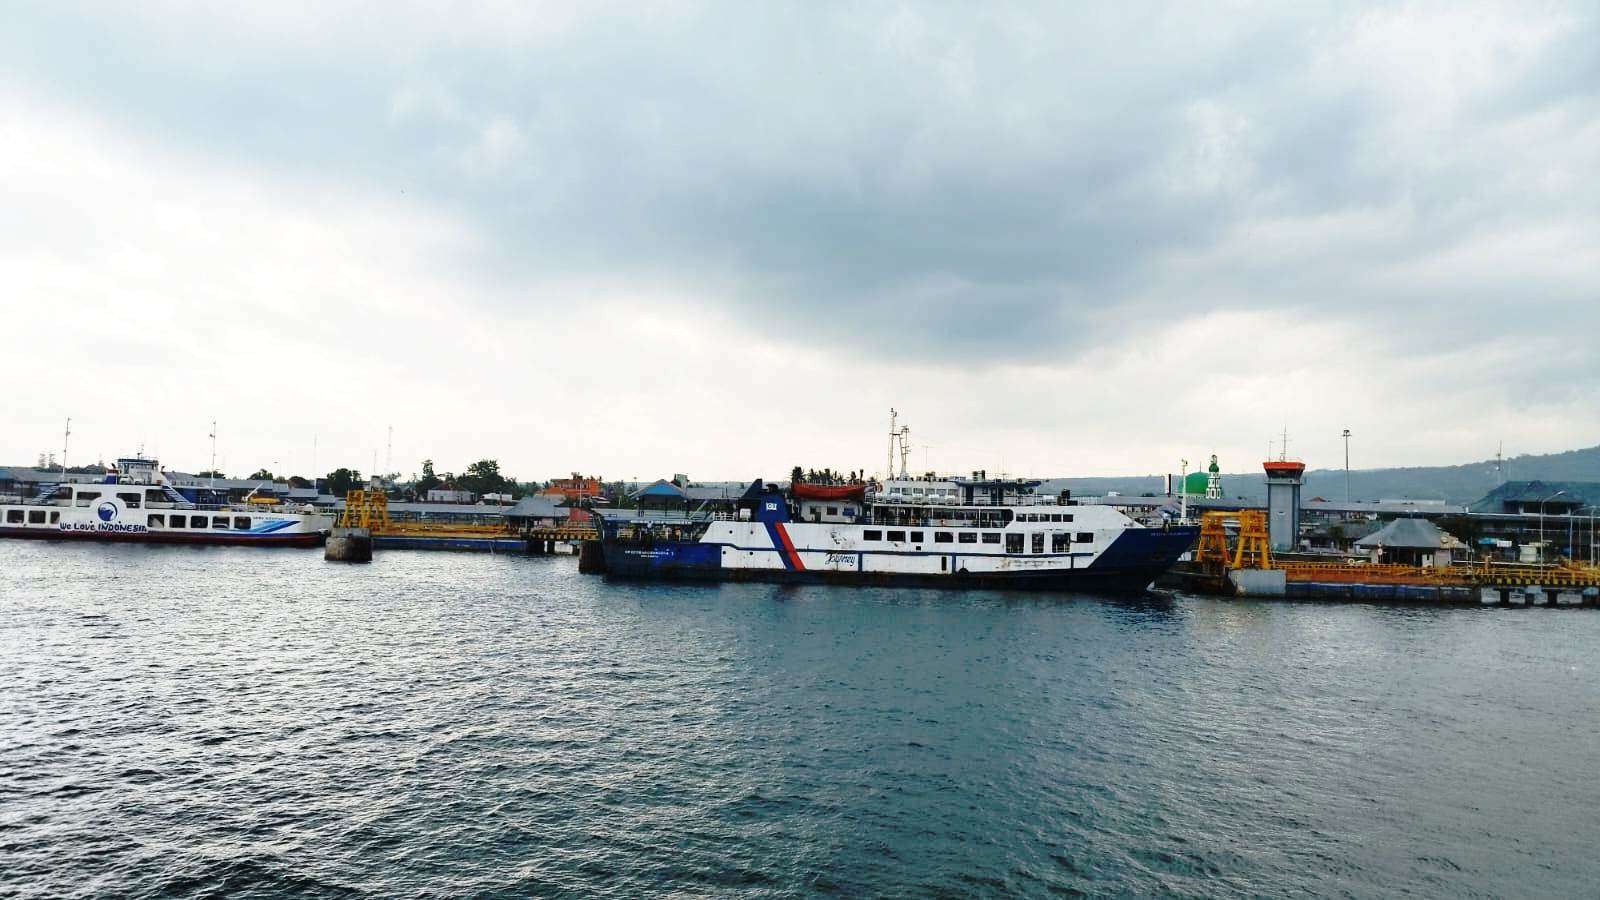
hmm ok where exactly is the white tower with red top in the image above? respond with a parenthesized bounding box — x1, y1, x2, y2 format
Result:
(1263, 445, 1305, 552)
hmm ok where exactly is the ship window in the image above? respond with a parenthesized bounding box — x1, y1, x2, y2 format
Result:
(934, 532, 953, 543)
(52, 485, 72, 501)
(1052, 533, 1070, 552)
(145, 489, 166, 504)
(886, 530, 906, 542)
(826, 506, 838, 516)
(863, 530, 882, 541)
(49, 511, 59, 524)
(1050, 514, 1062, 522)
(1075, 532, 1094, 543)
(1031, 533, 1044, 553)
(958, 532, 977, 544)
(910, 531, 924, 543)
(170, 515, 186, 528)
(75, 491, 100, 507)
(1062, 514, 1073, 523)
(1006, 533, 1024, 554)
(192, 516, 208, 528)
(28, 509, 46, 524)
(213, 517, 229, 529)
(118, 492, 141, 508)
(148, 515, 165, 528)
(5, 510, 21, 523)
(982, 532, 1000, 544)
(234, 517, 251, 530)
(843, 507, 855, 517)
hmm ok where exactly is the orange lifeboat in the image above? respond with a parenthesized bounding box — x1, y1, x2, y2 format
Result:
(789, 482, 866, 501)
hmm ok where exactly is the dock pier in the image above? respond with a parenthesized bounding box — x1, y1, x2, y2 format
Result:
(1179, 510, 1600, 606)
(325, 527, 373, 562)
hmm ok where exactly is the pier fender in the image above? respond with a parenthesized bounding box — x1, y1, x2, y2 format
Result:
(325, 527, 373, 563)
(1227, 568, 1286, 598)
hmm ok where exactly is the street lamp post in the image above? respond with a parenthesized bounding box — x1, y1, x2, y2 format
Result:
(1538, 490, 1567, 565)
(1576, 505, 1599, 566)
(1588, 506, 1599, 566)
(1342, 429, 1351, 503)
(1179, 459, 1188, 524)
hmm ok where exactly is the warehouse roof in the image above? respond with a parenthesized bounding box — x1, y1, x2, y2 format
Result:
(504, 495, 565, 519)
(1468, 480, 1600, 514)
(1354, 518, 1461, 550)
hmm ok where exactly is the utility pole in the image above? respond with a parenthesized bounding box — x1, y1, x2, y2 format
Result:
(1342, 428, 1351, 503)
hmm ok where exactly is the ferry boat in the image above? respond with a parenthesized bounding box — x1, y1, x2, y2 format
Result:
(592, 475, 1198, 593)
(0, 456, 331, 547)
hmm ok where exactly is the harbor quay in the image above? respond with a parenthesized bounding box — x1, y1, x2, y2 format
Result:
(5, 451, 1600, 604)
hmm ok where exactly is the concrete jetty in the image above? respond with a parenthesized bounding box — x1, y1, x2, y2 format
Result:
(325, 527, 373, 562)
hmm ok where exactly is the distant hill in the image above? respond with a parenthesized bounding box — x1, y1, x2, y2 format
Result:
(1052, 445, 1600, 506)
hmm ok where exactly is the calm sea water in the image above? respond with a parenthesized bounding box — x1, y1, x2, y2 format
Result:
(3, 541, 1598, 898)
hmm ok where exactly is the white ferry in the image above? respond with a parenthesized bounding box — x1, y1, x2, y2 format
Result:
(0, 456, 331, 547)
(593, 475, 1197, 593)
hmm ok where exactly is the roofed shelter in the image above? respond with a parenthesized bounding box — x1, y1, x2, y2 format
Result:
(1354, 518, 1464, 567)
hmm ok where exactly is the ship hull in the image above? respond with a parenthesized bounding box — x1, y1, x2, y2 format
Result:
(0, 526, 325, 547)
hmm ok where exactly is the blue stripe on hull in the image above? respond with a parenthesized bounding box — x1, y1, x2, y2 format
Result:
(0, 527, 324, 547)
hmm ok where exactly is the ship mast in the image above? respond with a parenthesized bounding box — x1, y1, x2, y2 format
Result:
(209, 419, 217, 489)
(887, 408, 896, 482)
(886, 408, 912, 480)
(61, 417, 70, 482)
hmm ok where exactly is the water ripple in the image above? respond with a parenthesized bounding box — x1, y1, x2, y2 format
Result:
(3, 541, 1599, 896)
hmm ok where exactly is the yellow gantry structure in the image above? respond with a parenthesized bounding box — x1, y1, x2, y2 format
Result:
(1194, 510, 1271, 570)
(337, 490, 390, 530)
(336, 489, 598, 540)
(1193, 508, 1600, 589)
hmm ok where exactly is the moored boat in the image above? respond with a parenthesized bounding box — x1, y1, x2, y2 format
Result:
(0, 456, 331, 547)
(592, 475, 1197, 593)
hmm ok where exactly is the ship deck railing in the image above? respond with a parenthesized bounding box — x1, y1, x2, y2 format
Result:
(1, 496, 318, 514)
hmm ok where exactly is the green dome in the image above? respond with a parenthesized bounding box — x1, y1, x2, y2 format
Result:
(1184, 471, 1210, 494)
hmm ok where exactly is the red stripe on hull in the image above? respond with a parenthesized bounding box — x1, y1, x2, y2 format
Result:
(773, 523, 805, 571)
(0, 528, 324, 548)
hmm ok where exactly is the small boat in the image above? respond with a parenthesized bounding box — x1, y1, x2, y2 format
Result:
(788, 481, 867, 501)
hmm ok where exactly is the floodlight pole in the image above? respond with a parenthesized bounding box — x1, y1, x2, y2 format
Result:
(1538, 490, 1566, 565)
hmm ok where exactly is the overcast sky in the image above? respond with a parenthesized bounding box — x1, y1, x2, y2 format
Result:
(3, 2, 1595, 482)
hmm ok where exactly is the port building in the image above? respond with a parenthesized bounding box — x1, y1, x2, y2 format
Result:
(1353, 518, 1465, 567)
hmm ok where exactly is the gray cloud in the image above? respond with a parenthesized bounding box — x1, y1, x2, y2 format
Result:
(4, 3, 1597, 376)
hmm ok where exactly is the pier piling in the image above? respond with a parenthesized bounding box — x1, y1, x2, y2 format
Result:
(325, 527, 373, 562)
